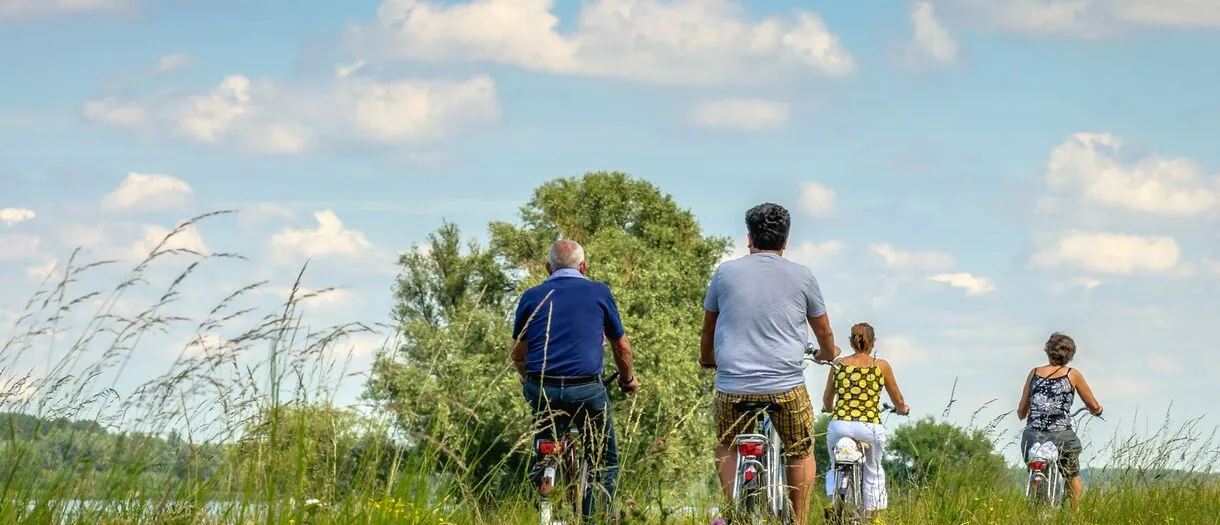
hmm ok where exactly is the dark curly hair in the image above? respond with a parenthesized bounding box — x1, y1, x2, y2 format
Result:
(745, 203, 791, 251)
(851, 322, 876, 353)
(1045, 332, 1077, 366)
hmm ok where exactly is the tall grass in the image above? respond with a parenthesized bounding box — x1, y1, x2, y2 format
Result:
(1, 211, 1217, 524)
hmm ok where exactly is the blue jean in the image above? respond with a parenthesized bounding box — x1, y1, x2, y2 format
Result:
(523, 379, 619, 518)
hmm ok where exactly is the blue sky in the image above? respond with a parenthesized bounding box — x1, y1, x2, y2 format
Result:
(2, 0, 1220, 466)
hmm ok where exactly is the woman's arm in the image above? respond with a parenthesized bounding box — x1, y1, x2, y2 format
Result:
(822, 368, 836, 413)
(1070, 369, 1103, 414)
(1017, 369, 1034, 420)
(879, 360, 910, 415)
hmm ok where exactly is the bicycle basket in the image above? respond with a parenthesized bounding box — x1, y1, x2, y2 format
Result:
(1028, 441, 1059, 462)
(832, 437, 865, 463)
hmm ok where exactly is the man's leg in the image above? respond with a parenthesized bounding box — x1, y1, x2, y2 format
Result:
(712, 391, 747, 505)
(715, 443, 736, 501)
(785, 453, 815, 522)
(773, 386, 817, 525)
(568, 382, 616, 519)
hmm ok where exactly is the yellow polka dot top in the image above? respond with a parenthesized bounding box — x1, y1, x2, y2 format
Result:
(833, 364, 885, 424)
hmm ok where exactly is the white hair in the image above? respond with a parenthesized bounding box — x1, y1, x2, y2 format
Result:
(548, 239, 585, 270)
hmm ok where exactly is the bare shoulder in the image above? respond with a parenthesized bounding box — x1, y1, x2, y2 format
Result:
(877, 358, 893, 372)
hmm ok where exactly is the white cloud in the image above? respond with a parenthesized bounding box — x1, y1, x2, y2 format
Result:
(797, 182, 836, 218)
(788, 239, 844, 268)
(156, 52, 194, 73)
(293, 287, 360, 311)
(25, 258, 58, 281)
(1042, 133, 1217, 217)
(102, 172, 194, 213)
(1030, 232, 1180, 274)
(870, 242, 956, 271)
(0, 207, 35, 226)
(56, 223, 107, 249)
(1052, 276, 1103, 294)
(0, 372, 38, 404)
(84, 73, 500, 154)
(874, 336, 928, 367)
(130, 223, 209, 260)
(928, 272, 996, 296)
(910, 0, 959, 65)
(346, 0, 856, 85)
(0, 233, 39, 261)
(0, 0, 131, 20)
(944, 0, 1220, 38)
(83, 98, 148, 127)
(689, 98, 789, 131)
(270, 210, 374, 260)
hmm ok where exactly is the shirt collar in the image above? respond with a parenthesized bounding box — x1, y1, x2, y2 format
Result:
(547, 268, 588, 280)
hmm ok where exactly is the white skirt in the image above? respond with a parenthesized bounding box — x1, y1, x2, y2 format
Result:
(824, 419, 888, 510)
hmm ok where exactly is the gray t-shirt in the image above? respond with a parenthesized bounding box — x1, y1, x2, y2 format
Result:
(703, 252, 827, 394)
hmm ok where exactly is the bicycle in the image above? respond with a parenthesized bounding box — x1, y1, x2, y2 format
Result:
(1024, 407, 1104, 509)
(824, 402, 901, 525)
(722, 346, 830, 524)
(534, 371, 621, 525)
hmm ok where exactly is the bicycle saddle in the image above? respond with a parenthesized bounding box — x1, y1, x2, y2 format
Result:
(733, 401, 783, 413)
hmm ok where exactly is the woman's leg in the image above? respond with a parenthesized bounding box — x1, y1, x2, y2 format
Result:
(824, 420, 843, 503)
(859, 422, 888, 513)
(1066, 475, 1083, 509)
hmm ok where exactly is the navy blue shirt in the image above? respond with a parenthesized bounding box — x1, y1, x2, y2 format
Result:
(512, 268, 626, 377)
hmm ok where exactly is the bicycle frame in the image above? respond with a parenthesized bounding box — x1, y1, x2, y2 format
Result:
(730, 407, 790, 523)
(534, 371, 621, 525)
(1023, 406, 1103, 509)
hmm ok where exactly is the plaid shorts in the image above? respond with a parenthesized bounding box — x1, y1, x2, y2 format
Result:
(714, 385, 815, 458)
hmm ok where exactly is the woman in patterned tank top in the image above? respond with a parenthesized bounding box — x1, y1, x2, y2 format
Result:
(820, 323, 910, 518)
(1017, 332, 1104, 510)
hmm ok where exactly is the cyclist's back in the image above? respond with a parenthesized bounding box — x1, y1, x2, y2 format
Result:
(699, 202, 840, 525)
(1017, 332, 1102, 510)
(820, 323, 909, 518)
(707, 252, 823, 393)
(514, 268, 620, 377)
(510, 239, 639, 520)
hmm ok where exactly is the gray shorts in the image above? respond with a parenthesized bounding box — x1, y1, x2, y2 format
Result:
(1022, 427, 1082, 478)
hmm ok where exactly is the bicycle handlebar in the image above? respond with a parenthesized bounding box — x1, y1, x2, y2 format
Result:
(1071, 406, 1104, 420)
(602, 371, 619, 386)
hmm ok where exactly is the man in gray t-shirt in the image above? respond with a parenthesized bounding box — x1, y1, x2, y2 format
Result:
(699, 202, 840, 525)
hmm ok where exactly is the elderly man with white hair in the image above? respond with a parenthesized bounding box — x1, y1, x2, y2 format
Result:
(511, 238, 639, 520)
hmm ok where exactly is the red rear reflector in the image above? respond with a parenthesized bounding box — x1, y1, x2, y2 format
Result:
(538, 440, 556, 456)
(738, 442, 765, 457)
(744, 468, 755, 481)
(1029, 460, 1046, 471)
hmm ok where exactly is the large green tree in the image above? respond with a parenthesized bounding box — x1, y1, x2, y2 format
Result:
(366, 172, 731, 503)
(490, 172, 730, 496)
(884, 417, 1008, 488)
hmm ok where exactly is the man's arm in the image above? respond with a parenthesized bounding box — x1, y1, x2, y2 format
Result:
(602, 286, 639, 392)
(821, 368, 836, 413)
(699, 310, 718, 368)
(700, 268, 720, 368)
(808, 313, 840, 363)
(510, 338, 527, 379)
(609, 334, 637, 390)
(803, 273, 839, 362)
(509, 290, 544, 380)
